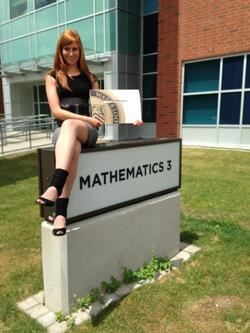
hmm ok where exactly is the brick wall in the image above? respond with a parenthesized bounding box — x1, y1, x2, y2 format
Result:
(157, 0, 180, 138)
(157, 0, 250, 138)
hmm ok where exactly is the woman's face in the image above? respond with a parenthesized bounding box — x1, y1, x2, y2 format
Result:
(62, 41, 80, 66)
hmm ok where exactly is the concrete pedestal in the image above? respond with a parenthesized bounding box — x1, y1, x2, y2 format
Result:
(42, 191, 180, 314)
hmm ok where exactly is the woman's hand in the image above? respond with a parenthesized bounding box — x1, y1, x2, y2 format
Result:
(88, 117, 103, 128)
(133, 120, 144, 126)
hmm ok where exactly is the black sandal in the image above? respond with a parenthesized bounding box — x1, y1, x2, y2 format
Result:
(52, 198, 69, 236)
(36, 168, 69, 207)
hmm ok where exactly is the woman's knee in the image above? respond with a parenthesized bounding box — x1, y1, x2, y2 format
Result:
(61, 119, 80, 132)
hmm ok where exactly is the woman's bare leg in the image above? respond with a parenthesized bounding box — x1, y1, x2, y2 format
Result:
(53, 139, 82, 230)
(37, 119, 88, 203)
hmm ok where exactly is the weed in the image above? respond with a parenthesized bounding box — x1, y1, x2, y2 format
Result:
(101, 276, 122, 293)
(123, 256, 172, 283)
(55, 310, 66, 323)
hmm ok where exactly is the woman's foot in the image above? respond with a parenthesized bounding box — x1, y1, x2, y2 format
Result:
(36, 169, 69, 207)
(52, 215, 67, 236)
(36, 186, 58, 206)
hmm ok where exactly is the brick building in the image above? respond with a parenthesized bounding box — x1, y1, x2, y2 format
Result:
(158, 0, 250, 148)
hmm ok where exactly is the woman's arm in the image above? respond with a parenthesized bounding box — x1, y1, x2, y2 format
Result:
(45, 74, 102, 127)
(91, 75, 99, 89)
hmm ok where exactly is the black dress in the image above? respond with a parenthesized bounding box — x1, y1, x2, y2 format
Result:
(50, 71, 92, 127)
(50, 71, 99, 147)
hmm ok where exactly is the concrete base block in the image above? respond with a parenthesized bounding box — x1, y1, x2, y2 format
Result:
(42, 192, 180, 314)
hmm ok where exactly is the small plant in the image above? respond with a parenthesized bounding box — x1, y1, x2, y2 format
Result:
(123, 267, 138, 284)
(90, 287, 104, 301)
(55, 310, 66, 323)
(66, 315, 75, 328)
(101, 276, 122, 293)
(123, 256, 172, 283)
(77, 293, 95, 310)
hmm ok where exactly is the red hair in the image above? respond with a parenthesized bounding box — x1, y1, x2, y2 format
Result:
(51, 29, 93, 90)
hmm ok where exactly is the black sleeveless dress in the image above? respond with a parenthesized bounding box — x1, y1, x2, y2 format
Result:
(50, 71, 98, 147)
(50, 71, 92, 127)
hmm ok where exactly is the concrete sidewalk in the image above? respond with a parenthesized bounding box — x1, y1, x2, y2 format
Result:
(0, 132, 53, 156)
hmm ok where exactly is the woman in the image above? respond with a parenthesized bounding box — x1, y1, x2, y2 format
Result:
(36, 29, 102, 236)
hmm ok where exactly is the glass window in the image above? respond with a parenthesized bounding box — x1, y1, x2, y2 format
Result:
(10, 0, 27, 19)
(128, 0, 141, 14)
(38, 85, 47, 102)
(68, 18, 95, 54)
(143, 74, 157, 98)
(12, 37, 30, 61)
(95, 14, 104, 53)
(105, 10, 116, 51)
(245, 55, 250, 88)
(66, 0, 93, 20)
(127, 13, 140, 54)
(11, 15, 29, 38)
(35, 0, 56, 10)
(35, 5, 57, 30)
(0, 1, 5, 23)
(118, 10, 126, 53)
(34, 103, 39, 115)
(118, 0, 140, 13)
(184, 60, 220, 93)
(58, 2, 65, 24)
(95, 0, 103, 12)
(143, 54, 157, 73)
(30, 34, 36, 58)
(183, 95, 218, 125)
(0, 25, 5, 42)
(222, 56, 244, 90)
(243, 92, 250, 124)
(33, 86, 38, 103)
(118, 0, 126, 10)
(105, 0, 116, 9)
(1, 42, 12, 64)
(144, 0, 158, 14)
(39, 103, 51, 115)
(220, 93, 241, 124)
(143, 13, 158, 54)
(37, 28, 57, 56)
(29, 13, 35, 32)
(143, 100, 156, 122)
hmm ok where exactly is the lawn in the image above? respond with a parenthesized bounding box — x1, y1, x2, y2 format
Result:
(0, 148, 249, 333)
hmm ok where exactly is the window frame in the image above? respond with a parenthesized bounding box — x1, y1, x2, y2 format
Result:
(182, 53, 250, 128)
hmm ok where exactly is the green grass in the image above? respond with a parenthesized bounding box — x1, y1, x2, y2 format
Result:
(0, 148, 250, 333)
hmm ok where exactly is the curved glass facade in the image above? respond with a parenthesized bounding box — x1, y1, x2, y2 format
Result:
(0, 0, 118, 68)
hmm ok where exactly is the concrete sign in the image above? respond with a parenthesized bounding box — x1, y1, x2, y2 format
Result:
(67, 140, 181, 222)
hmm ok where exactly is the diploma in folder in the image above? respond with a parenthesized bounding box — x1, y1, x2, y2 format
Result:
(90, 90, 142, 124)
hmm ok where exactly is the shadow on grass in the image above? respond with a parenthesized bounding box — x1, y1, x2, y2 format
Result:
(0, 151, 38, 187)
(90, 295, 127, 328)
(180, 230, 199, 244)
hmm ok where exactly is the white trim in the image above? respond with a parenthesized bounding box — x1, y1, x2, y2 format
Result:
(180, 62, 185, 136)
(183, 52, 250, 65)
(142, 52, 158, 57)
(142, 98, 157, 101)
(143, 11, 158, 16)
